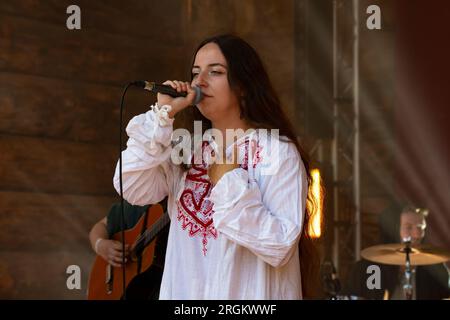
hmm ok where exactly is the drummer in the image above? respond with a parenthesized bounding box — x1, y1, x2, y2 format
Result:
(343, 202, 450, 300)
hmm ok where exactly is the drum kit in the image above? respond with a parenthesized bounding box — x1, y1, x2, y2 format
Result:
(362, 238, 450, 300)
(333, 238, 450, 300)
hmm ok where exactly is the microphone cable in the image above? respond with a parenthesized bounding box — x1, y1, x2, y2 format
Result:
(118, 82, 134, 300)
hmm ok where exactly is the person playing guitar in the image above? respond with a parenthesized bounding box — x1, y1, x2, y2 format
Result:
(88, 199, 168, 299)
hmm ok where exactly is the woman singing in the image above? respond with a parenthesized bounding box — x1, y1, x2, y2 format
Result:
(113, 34, 319, 299)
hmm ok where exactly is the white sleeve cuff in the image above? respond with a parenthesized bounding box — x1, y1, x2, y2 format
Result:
(151, 103, 173, 127)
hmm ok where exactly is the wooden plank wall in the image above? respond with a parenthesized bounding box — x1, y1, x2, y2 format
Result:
(0, 1, 296, 298)
(0, 0, 188, 299)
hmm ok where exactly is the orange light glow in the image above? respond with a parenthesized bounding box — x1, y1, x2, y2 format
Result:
(308, 169, 323, 238)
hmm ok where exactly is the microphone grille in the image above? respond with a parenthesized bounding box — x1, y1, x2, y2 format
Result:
(193, 86, 203, 105)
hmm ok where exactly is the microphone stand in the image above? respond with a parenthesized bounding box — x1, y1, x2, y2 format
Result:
(321, 260, 341, 299)
(402, 237, 413, 300)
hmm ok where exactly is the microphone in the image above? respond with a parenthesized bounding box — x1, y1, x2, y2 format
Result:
(131, 81, 203, 105)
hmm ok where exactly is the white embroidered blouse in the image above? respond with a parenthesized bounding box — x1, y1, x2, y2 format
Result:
(113, 104, 308, 299)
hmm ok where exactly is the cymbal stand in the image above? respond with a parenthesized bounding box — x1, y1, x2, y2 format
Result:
(402, 238, 413, 300)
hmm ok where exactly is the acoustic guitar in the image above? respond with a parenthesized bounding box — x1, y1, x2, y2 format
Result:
(87, 203, 169, 299)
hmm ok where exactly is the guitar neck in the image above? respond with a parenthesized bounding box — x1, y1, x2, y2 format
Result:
(132, 212, 170, 255)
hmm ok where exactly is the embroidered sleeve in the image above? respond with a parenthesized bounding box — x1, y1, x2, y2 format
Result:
(113, 104, 181, 206)
(208, 154, 307, 268)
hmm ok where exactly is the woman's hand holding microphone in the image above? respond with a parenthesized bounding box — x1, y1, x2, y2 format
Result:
(158, 80, 197, 119)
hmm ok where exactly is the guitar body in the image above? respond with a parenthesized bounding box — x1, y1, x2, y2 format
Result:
(87, 204, 164, 300)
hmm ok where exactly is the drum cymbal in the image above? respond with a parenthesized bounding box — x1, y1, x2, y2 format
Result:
(361, 243, 450, 266)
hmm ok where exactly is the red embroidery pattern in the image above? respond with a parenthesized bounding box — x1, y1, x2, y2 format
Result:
(176, 138, 263, 256)
(239, 138, 263, 170)
(176, 141, 217, 256)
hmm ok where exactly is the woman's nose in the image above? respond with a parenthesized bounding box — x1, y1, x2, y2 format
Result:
(193, 72, 207, 87)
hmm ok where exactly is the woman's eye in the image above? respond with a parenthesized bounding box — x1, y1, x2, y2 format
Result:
(192, 70, 223, 78)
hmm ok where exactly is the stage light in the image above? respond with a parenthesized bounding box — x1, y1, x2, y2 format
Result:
(308, 168, 323, 238)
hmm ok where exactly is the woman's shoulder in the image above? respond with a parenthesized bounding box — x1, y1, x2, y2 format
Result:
(250, 130, 305, 177)
(254, 129, 301, 160)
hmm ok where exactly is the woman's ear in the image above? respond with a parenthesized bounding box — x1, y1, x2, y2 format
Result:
(239, 87, 246, 99)
(232, 83, 245, 98)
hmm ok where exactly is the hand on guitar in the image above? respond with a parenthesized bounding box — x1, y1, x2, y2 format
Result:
(96, 239, 130, 267)
(88, 204, 168, 300)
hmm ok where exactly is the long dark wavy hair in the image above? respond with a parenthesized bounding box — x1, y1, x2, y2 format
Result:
(182, 34, 321, 298)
